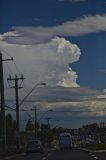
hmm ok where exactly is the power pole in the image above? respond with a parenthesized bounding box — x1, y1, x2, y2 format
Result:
(0, 51, 13, 152)
(34, 106, 40, 140)
(34, 106, 37, 140)
(45, 118, 51, 129)
(7, 74, 25, 151)
(45, 118, 51, 145)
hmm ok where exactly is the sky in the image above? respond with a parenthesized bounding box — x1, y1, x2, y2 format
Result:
(0, 0, 106, 129)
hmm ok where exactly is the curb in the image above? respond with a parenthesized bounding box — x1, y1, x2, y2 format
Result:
(78, 148, 106, 153)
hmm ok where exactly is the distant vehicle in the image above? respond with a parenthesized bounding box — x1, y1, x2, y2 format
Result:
(26, 140, 43, 155)
(59, 132, 73, 150)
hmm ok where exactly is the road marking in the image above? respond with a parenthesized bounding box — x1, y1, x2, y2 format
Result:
(89, 153, 95, 157)
(89, 153, 93, 155)
(3, 156, 16, 160)
(42, 157, 46, 160)
(42, 152, 52, 160)
(93, 157, 98, 159)
(89, 153, 99, 159)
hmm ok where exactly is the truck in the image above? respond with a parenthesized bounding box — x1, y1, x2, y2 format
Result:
(59, 132, 73, 150)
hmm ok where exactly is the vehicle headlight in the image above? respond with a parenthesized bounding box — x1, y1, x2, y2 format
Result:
(37, 146, 40, 148)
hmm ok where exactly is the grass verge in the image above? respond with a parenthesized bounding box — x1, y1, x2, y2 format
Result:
(84, 143, 106, 150)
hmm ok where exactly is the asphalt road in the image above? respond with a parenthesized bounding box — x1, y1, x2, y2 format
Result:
(1, 149, 106, 160)
(46, 149, 99, 160)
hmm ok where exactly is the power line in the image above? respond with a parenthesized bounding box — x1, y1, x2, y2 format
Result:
(5, 105, 16, 111)
(18, 82, 46, 108)
(1, 48, 22, 75)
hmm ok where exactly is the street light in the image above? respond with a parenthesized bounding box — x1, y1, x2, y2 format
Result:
(19, 82, 46, 107)
(8, 82, 46, 146)
(20, 82, 46, 140)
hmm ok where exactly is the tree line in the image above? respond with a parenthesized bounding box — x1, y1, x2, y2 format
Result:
(0, 112, 65, 151)
(0, 111, 103, 153)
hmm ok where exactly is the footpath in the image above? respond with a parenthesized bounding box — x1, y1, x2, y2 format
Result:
(0, 152, 25, 160)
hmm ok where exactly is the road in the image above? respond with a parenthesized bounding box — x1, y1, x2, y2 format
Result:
(1, 149, 106, 160)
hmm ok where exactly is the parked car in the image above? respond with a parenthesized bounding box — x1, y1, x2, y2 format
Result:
(26, 140, 43, 155)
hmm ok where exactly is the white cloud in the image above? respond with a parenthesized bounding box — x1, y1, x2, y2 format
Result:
(57, 70, 79, 87)
(1, 14, 106, 45)
(0, 37, 81, 88)
(23, 86, 106, 117)
(42, 99, 106, 117)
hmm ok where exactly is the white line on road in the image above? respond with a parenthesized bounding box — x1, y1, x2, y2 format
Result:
(42, 157, 47, 160)
(93, 157, 98, 159)
(42, 152, 52, 160)
(89, 153, 99, 159)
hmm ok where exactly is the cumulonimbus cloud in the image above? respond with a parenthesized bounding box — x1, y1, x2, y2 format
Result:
(0, 37, 81, 88)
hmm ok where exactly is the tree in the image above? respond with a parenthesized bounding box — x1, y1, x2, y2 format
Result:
(6, 114, 16, 146)
(25, 119, 35, 141)
(40, 123, 54, 144)
(41, 124, 49, 131)
(83, 123, 99, 134)
(25, 119, 35, 132)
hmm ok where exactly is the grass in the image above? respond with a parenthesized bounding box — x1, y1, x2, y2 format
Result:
(85, 143, 106, 150)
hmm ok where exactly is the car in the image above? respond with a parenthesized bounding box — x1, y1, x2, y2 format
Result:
(26, 140, 43, 155)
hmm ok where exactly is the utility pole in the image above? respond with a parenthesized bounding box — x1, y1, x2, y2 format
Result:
(34, 106, 37, 140)
(7, 74, 25, 151)
(0, 51, 13, 152)
(45, 118, 51, 130)
(34, 106, 40, 140)
(45, 118, 51, 145)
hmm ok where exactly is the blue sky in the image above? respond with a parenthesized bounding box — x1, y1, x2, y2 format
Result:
(0, 0, 106, 89)
(1, 0, 106, 128)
